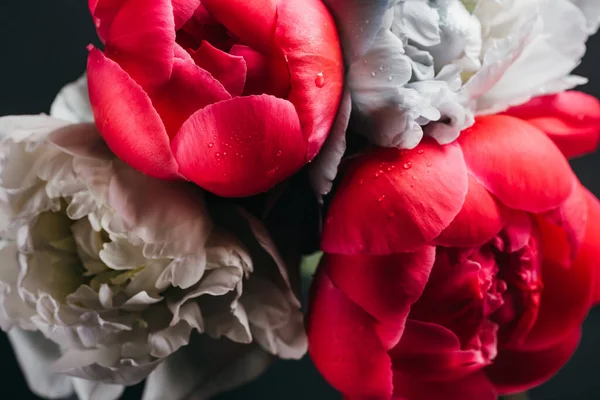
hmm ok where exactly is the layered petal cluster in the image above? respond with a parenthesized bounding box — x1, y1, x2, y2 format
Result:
(324, 0, 600, 150)
(87, 0, 344, 197)
(308, 96, 600, 399)
(0, 116, 306, 400)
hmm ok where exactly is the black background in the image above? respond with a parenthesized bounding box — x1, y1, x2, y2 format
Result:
(0, 1, 600, 399)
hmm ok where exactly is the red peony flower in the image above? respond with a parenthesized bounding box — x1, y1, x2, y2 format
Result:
(87, 0, 344, 197)
(308, 93, 600, 399)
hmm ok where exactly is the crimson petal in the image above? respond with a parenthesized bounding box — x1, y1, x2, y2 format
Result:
(459, 116, 575, 213)
(324, 248, 435, 349)
(505, 91, 600, 159)
(322, 140, 468, 254)
(307, 269, 393, 398)
(171, 0, 202, 29)
(194, 42, 247, 97)
(392, 371, 496, 400)
(104, 0, 175, 88)
(171, 95, 306, 197)
(87, 48, 179, 180)
(150, 59, 230, 137)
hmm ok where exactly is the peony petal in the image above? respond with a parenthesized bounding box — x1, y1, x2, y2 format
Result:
(50, 74, 94, 123)
(486, 329, 581, 395)
(320, 0, 389, 61)
(143, 335, 272, 400)
(7, 329, 74, 399)
(172, 95, 306, 197)
(104, 0, 175, 88)
(171, 0, 202, 29)
(229, 45, 289, 98)
(459, 116, 574, 213)
(435, 175, 506, 247)
(577, 189, 600, 304)
(323, 247, 435, 349)
(307, 269, 393, 398)
(201, 0, 277, 53)
(87, 48, 180, 180)
(308, 88, 351, 200)
(71, 378, 124, 400)
(504, 91, 600, 159)
(194, 41, 247, 97)
(392, 371, 497, 400)
(150, 58, 230, 137)
(322, 140, 468, 254)
(275, 0, 344, 159)
(89, 0, 127, 42)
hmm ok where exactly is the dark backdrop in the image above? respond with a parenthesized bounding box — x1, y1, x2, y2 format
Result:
(0, 1, 599, 399)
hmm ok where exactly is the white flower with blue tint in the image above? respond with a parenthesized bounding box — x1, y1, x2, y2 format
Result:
(324, 0, 600, 149)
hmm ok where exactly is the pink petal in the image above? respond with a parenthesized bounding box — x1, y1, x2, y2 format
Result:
(486, 329, 581, 394)
(171, 0, 202, 29)
(392, 371, 496, 400)
(229, 45, 290, 98)
(322, 140, 468, 254)
(89, 0, 126, 42)
(201, 0, 277, 53)
(505, 91, 600, 159)
(193, 42, 247, 97)
(576, 189, 600, 304)
(171, 95, 306, 197)
(307, 269, 393, 398)
(435, 175, 506, 248)
(275, 0, 344, 159)
(150, 58, 230, 137)
(87, 48, 179, 180)
(324, 247, 436, 349)
(104, 0, 176, 88)
(459, 116, 575, 213)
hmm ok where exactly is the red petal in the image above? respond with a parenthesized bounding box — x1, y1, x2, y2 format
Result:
(201, 0, 277, 53)
(505, 91, 600, 159)
(87, 48, 179, 180)
(171, 95, 306, 197)
(322, 140, 468, 254)
(324, 247, 436, 349)
(275, 0, 344, 158)
(150, 59, 230, 137)
(229, 45, 290, 98)
(193, 42, 247, 97)
(518, 239, 593, 351)
(435, 175, 505, 248)
(392, 371, 496, 400)
(577, 189, 600, 304)
(171, 0, 202, 29)
(307, 269, 393, 398)
(89, 0, 126, 42)
(104, 0, 175, 88)
(486, 329, 580, 394)
(390, 320, 490, 382)
(459, 116, 574, 213)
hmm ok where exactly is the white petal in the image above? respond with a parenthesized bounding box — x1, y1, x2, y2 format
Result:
(7, 328, 74, 399)
(400, 0, 441, 47)
(47, 123, 113, 160)
(156, 253, 207, 290)
(149, 320, 193, 358)
(142, 335, 272, 400)
(571, 0, 600, 33)
(71, 377, 124, 400)
(308, 88, 351, 200)
(99, 239, 146, 270)
(50, 74, 94, 123)
(0, 242, 35, 330)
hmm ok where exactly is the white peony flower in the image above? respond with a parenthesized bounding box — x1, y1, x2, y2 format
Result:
(324, 0, 600, 149)
(0, 83, 306, 400)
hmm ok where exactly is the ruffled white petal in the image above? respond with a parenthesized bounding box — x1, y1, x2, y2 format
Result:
(50, 74, 94, 124)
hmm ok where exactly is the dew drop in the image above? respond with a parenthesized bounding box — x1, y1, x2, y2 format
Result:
(359, 179, 364, 185)
(371, 72, 377, 77)
(417, 149, 424, 154)
(315, 72, 325, 88)
(427, 162, 432, 167)
(223, 152, 227, 156)
(378, 195, 385, 202)
(374, 171, 381, 178)
(276, 150, 282, 157)
(365, 19, 370, 24)
(403, 161, 412, 169)
(388, 211, 395, 219)
(388, 76, 393, 81)
(216, 152, 221, 157)
(379, 65, 384, 71)
(387, 166, 394, 171)
(412, 175, 417, 180)
(208, 143, 214, 148)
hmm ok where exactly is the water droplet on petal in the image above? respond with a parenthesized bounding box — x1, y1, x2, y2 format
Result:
(388, 76, 393, 81)
(223, 152, 227, 156)
(427, 162, 432, 167)
(208, 143, 214, 148)
(216, 152, 221, 157)
(276, 150, 282, 157)
(315, 72, 325, 88)
(359, 179, 364, 185)
(378, 195, 385, 202)
(379, 65, 384, 71)
(388, 211, 395, 218)
(371, 72, 377, 77)
(387, 166, 394, 171)
(412, 176, 417, 180)
(417, 149, 424, 154)
(365, 19, 370, 24)
(403, 161, 412, 169)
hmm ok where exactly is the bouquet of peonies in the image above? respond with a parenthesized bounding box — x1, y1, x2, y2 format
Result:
(2, 0, 600, 399)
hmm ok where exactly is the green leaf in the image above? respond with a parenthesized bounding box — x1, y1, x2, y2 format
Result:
(301, 252, 323, 279)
